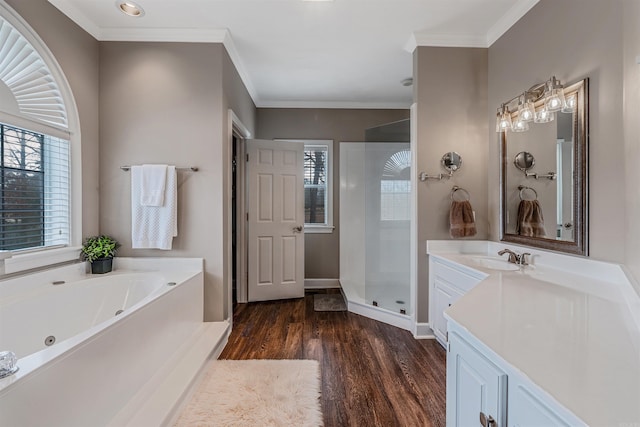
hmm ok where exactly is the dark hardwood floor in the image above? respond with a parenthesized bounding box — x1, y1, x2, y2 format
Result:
(220, 290, 447, 427)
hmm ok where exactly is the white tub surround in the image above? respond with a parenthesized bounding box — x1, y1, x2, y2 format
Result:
(0, 258, 230, 427)
(427, 240, 640, 426)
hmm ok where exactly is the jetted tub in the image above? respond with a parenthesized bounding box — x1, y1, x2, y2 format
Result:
(0, 257, 228, 427)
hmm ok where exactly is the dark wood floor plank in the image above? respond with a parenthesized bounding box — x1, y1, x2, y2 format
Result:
(219, 290, 446, 426)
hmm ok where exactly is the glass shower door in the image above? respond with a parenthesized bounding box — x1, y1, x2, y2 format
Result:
(364, 143, 411, 315)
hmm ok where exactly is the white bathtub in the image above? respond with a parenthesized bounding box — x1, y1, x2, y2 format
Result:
(0, 258, 230, 427)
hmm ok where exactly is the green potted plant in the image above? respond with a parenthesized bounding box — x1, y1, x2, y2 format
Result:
(80, 235, 120, 274)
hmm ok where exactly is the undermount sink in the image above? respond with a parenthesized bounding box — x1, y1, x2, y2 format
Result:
(471, 256, 520, 271)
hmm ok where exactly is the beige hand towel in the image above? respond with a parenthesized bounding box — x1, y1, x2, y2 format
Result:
(450, 200, 477, 238)
(516, 199, 546, 237)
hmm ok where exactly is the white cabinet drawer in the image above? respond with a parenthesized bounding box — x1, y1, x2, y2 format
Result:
(432, 260, 482, 293)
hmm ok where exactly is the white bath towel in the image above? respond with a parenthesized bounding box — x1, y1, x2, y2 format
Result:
(131, 165, 177, 250)
(140, 164, 167, 206)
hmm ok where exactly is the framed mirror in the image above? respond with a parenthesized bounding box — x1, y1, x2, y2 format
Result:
(500, 78, 588, 255)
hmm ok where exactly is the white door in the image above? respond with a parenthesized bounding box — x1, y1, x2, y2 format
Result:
(247, 139, 305, 302)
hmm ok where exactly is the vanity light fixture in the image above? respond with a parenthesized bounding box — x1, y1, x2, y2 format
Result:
(534, 106, 554, 123)
(496, 104, 512, 132)
(544, 76, 565, 112)
(561, 94, 577, 113)
(496, 75, 572, 133)
(117, 1, 145, 17)
(517, 94, 536, 122)
(512, 117, 530, 132)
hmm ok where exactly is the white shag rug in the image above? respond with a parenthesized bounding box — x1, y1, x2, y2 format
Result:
(174, 359, 323, 427)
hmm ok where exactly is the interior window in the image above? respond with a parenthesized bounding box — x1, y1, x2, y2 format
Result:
(0, 124, 69, 251)
(304, 145, 328, 225)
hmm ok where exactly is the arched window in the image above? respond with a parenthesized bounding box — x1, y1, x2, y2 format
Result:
(0, 1, 80, 271)
(381, 149, 411, 221)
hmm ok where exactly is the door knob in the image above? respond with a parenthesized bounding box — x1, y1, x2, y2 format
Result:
(293, 225, 303, 233)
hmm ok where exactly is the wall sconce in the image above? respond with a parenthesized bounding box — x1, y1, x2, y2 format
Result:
(496, 76, 572, 133)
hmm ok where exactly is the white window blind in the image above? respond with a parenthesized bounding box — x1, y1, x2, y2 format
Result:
(304, 144, 329, 226)
(0, 123, 69, 251)
(380, 180, 411, 221)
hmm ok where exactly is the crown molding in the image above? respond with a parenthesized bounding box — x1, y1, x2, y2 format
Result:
(221, 31, 259, 107)
(404, 34, 417, 53)
(486, 0, 540, 46)
(98, 27, 228, 43)
(47, 0, 101, 39)
(407, 0, 540, 50)
(411, 33, 489, 49)
(256, 100, 411, 110)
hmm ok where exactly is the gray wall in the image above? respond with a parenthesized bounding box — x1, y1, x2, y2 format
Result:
(6, 0, 100, 239)
(413, 47, 489, 323)
(256, 108, 409, 279)
(623, 0, 640, 282)
(488, 0, 625, 264)
(99, 42, 255, 321)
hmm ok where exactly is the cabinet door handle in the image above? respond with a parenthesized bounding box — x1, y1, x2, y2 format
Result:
(480, 412, 496, 427)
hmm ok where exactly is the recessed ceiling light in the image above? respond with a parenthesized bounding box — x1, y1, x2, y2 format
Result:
(117, 1, 145, 17)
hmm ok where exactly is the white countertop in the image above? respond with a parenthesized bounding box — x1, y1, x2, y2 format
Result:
(429, 242, 640, 427)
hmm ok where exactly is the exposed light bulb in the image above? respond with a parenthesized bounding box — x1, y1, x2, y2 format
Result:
(512, 117, 529, 132)
(519, 99, 535, 122)
(562, 94, 577, 113)
(544, 77, 565, 112)
(496, 106, 512, 132)
(534, 107, 555, 123)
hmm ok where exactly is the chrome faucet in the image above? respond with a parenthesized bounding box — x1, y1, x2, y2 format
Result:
(498, 249, 519, 264)
(498, 249, 532, 266)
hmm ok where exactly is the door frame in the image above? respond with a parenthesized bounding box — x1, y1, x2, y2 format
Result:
(227, 110, 251, 318)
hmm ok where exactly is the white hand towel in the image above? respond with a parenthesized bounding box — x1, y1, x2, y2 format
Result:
(131, 165, 178, 250)
(140, 164, 168, 206)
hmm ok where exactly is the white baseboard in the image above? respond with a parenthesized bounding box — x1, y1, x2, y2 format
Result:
(413, 322, 436, 339)
(304, 278, 340, 289)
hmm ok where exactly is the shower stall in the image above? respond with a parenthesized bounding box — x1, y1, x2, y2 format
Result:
(340, 141, 414, 330)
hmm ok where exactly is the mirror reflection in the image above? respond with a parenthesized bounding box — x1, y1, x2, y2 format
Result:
(513, 151, 535, 172)
(500, 78, 588, 255)
(442, 151, 462, 172)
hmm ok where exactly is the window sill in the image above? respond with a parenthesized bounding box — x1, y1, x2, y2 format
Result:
(304, 225, 335, 234)
(4, 246, 81, 275)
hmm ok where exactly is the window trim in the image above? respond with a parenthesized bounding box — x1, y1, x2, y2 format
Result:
(275, 139, 334, 234)
(0, 2, 82, 274)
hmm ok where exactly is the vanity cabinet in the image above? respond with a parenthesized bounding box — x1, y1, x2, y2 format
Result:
(447, 326, 585, 427)
(447, 332, 507, 427)
(429, 257, 483, 346)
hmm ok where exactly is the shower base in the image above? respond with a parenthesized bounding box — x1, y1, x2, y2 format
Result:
(340, 280, 412, 332)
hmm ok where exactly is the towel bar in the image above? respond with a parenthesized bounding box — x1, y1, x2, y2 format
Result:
(120, 166, 198, 172)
